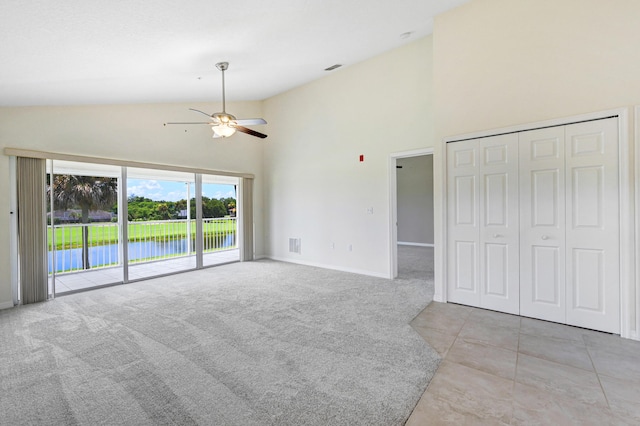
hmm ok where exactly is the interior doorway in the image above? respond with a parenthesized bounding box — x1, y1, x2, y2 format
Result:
(389, 149, 434, 280)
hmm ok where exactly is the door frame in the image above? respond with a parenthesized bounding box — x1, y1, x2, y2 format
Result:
(388, 147, 434, 279)
(635, 105, 640, 340)
(440, 108, 636, 340)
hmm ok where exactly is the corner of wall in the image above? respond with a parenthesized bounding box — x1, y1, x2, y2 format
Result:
(0, 301, 15, 310)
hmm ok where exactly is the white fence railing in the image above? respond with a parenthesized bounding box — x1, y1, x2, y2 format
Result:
(48, 217, 237, 274)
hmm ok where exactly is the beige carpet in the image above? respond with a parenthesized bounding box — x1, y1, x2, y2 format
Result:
(0, 254, 438, 425)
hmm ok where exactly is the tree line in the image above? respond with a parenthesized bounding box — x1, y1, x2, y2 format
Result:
(123, 196, 236, 221)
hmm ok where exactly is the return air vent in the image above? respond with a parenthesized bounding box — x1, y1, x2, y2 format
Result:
(289, 238, 301, 254)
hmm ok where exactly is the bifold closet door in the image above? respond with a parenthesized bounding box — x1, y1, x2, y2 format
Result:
(479, 134, 519, 314)
(520, 118, 620, 333)
(564, 119, 619, 333)
(447, 134, 519, 313)
(519, 127, 567, 323)
(447, 140, 480, 306)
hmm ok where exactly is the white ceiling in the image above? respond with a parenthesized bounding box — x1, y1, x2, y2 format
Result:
(0, 0, 469, 107)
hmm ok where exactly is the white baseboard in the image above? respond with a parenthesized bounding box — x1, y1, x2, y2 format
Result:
(627, 330, 639, 342)
(266, 256, 390, 279)
(398, 242, 434, 247)
(0, 300, 15, 310)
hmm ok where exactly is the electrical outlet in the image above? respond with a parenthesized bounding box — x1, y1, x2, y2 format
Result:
(348, 244, 352, 252)
(330, 242, 335, 250)
(366, 207, 374, 214)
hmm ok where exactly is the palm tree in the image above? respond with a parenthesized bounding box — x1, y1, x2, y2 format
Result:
(49, 175, 118, 269)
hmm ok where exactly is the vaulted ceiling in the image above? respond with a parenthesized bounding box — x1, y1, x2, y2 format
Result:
(0, 0, 469, 106)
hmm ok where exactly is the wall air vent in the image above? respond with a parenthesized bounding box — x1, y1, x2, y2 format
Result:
(289, 238, 301, 254)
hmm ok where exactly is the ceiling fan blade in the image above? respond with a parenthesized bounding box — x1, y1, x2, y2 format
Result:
(235, 126, 268, 139)
(164, 122, 211, 126)
(188, 108, 213, 118)
(234, 118, 267, 126)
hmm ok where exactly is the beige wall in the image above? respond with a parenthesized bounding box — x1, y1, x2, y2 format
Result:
(263, 37, 435, 277)
(0, 101, 265, 307)
(432, 0, 640, 334)
(434, 0, 640, 138)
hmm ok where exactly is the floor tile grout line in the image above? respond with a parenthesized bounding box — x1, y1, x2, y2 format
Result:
(513, 321, 600, 374)
(511, 319, 522, 424)
(517, 336, 597, 373)
(515, 349, 601, 375)
(518, 329, 588, 344)
(584, 334, 612, 409)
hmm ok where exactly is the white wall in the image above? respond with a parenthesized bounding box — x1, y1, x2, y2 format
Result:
(397, 156, 434, 245)
(0, 101, 265, 308)
(432, 0, 640, 335)
(263, 37, 435, 277)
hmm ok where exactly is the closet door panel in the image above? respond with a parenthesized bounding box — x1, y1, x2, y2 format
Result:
(447, 140, 480, 306)
(565, 118, 620, 333)
(519, 127, 566, 323)
(531, 245, 561, 304)
(479, 134, 519, 314)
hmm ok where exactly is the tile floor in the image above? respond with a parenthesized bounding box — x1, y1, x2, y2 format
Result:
(406, 302, 640, 425)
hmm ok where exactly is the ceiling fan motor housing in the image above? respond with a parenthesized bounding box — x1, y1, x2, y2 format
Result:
(212, 112, 236, 123)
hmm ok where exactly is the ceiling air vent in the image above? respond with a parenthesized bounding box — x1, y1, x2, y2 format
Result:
(289, 238, 301, 254)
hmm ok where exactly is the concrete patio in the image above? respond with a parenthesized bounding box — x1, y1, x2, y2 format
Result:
(51, 249, 240, 295)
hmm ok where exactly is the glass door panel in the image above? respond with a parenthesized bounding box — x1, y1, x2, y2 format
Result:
(126, 168, 196, 280)
(48, 160, 123, 294)
(201, 174, 240, 267)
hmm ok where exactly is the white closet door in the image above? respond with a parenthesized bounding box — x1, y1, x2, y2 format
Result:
(479, 134, 520, 314)
(447, 140, 480, 306)
(565, 118, 620, 333)
(519, 127, 566, 323)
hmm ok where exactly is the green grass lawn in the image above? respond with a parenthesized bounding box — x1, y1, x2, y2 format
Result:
(48, 220, 236, 250)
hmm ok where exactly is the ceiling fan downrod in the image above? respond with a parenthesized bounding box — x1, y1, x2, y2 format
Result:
(216, 62, 229, 114)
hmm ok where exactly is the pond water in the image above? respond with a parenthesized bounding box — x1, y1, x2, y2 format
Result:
(48, 235, 235, 273)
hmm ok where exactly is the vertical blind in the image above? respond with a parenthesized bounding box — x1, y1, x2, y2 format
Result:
(17, 157, 49, 304)
(241, 177, 254, 261)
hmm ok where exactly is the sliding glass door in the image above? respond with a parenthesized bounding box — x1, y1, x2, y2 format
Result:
(126, 168, 197, 280)
(48, 160, 123, 294)
(41, 159, 244, 296)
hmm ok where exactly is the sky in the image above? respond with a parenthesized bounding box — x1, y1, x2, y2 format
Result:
(127, 179, 236, 202)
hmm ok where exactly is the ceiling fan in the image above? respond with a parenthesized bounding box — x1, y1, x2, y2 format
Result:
(164, 62, 267, 139)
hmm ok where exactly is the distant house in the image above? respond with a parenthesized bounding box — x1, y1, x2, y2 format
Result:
(48, 209, 115, 223)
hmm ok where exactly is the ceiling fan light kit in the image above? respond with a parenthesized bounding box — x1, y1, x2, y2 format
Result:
(165, 62, 268, 139)
(212, 121, 236, 138)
